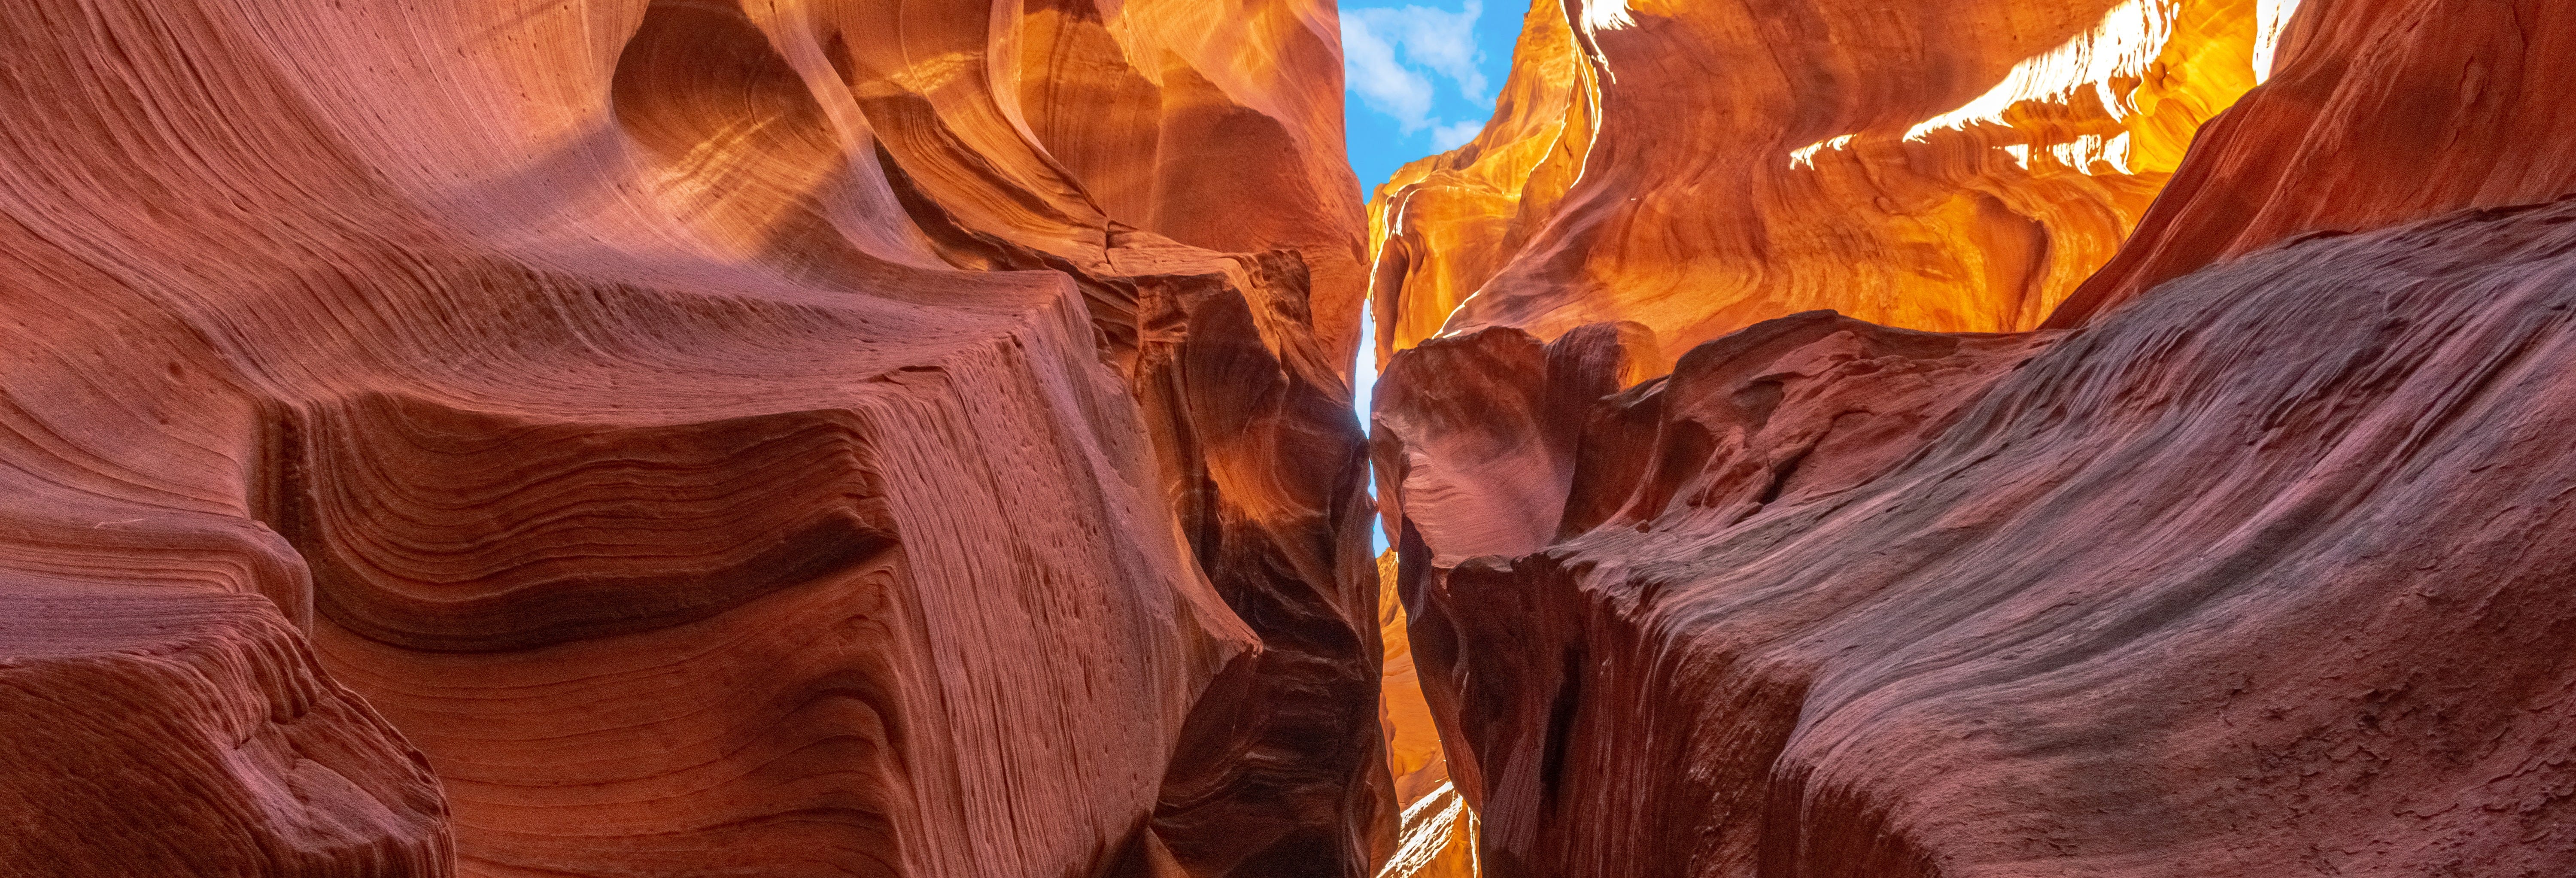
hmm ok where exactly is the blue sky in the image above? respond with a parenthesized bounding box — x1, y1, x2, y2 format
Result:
(1340, 0, 1524, 199)
(1345, 0, 1518, 554)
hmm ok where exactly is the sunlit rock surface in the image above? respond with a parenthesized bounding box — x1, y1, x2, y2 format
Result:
(1374, 0, 2576, 875)
(2051, 0, 2576, 325)
(1370, 0, 2297, 367)
(0, 0, 1382, 875)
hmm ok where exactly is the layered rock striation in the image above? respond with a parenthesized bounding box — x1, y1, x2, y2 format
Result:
(12, 0, 2576, 875)
(0, 0, 1382, 875)
(1369, 0, 2300, 367)
(1374, 0, 2576, 875)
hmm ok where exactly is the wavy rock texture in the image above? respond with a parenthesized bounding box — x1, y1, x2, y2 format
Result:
(1369, 0, 2297, 367)
(0, 0, 1382, 875)
(0, 580, 451, 877)
(1373, 0, 2576, 875)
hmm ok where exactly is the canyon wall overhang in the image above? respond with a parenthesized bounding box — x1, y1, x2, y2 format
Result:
(1371, 0, 2576, 875)
(1369, 0, 2300, 368)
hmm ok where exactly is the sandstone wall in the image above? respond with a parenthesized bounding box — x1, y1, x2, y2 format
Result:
(0, 1, 1382, 875)
(1371, 1, 2576, 875)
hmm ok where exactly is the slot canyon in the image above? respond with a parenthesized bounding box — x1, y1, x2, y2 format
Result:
(0, 0, 2570, 875)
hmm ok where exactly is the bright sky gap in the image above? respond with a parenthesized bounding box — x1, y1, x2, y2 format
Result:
(1343, 0, 1515, 553)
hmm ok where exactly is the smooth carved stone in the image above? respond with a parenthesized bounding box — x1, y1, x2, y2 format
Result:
(251, 300, 1285, 878)
(313, 558, 920, 877)
(1369, 0, 2293, 369)
(1372, 322, 1663, 570)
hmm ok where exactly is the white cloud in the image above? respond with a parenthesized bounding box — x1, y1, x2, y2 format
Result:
(1343, 0, 1485, 134)
(1342, 14, 1438, 131)
(1429, 120, 1481, 150)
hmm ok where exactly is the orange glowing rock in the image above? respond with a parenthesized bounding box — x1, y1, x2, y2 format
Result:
(1370, 0, 2295, 368)
(2052, 0, 2576, 326)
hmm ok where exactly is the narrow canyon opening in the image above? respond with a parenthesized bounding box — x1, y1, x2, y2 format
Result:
(5, 0, 2576, 877)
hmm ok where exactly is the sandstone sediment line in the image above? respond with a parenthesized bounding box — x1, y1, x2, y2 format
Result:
(1370, 0, 2298, 367)
(0, 0, 1382, 875)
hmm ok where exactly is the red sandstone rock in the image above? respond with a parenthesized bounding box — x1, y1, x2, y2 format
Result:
(1373, 1, 2576, 875)
(15, 0, 2576, 873)
(1392, 200, 2576, 876)
(0, 579, 450, 877)
(0, 0, 1381, 875)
